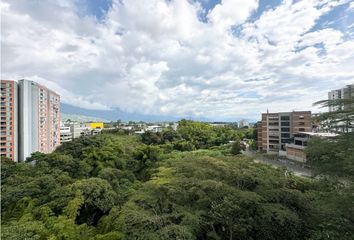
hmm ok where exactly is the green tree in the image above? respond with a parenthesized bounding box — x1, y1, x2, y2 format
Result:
(230, 140, 242, 155)
(72, 178, 117, 225)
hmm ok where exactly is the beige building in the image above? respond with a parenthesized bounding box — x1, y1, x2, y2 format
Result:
(257, 111, 312, 153)
(0, 80, 18, 162)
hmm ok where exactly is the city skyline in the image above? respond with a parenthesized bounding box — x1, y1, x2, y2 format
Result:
(2, 0, 354, 120)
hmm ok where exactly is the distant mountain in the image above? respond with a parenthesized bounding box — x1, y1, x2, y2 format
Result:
(61, 113, 109, 123)
(60, 103, 198, 122)
(60, 103, 257, 123)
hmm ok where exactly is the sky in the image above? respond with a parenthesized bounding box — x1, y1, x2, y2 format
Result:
(1, 0, 354, 121)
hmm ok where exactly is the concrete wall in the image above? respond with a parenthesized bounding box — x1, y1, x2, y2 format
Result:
(286, 145, 307, 163)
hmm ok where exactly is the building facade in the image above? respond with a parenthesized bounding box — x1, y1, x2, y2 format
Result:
(90, 122, 104, 129)
(257, 111, 312, 153)
(285, 132, 337, 162)
(0, 80, 18, 162)
(328, 84, 354, 112)
(238, 119, 250, 128)
(60, 126, 72, 143)
(18, 79, 60, 161)
(328, 84, 354, 132)
(65, 122, 91, 138)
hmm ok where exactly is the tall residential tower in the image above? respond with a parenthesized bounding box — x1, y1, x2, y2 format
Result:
(18, 80, 61, 161)
(328, 84, 354, 112)
(0, 80, 18, 162)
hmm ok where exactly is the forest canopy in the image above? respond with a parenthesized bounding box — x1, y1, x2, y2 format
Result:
(1, 120, 353, 239)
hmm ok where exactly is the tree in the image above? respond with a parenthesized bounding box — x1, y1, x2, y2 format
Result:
(230, 140, 242, 155)
(313, 96, 354, 133)
(307, 96, 354, 179)
(72, 178, 117, 225)
(2, 129, 354, 239)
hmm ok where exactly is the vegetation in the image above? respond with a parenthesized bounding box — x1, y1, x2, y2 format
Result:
(306, 97, 354, 180)
(2, 120, 354, 239)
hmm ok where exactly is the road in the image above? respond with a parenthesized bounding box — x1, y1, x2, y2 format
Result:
(242, 150, 313, 178)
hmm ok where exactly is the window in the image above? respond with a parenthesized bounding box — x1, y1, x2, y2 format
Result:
(299, 128, 305, 131)
(299, 115, 305, 119)
(269, 135, 279, 139)
(298, 122, 305, 126)
(281, 133, 290, 138)
(281, 122, 290, 126)
(281, 116, 290, 121)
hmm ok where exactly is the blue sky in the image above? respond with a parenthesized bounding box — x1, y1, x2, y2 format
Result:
(2, 0, 354, 121)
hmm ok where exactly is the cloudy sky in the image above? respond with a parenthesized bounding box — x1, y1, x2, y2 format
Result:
(2, 0, 354, 121)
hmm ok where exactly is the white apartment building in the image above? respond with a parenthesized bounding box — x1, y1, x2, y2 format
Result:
(60, 126, 72, 143)
(328, 84, 354, 112)
(18, 80, 60, 162)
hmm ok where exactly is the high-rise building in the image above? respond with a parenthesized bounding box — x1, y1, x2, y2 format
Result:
(18, 79, 61, 161)
(0, 80, 18, 162)
(327, 84, 354, 133)
(328, 89, 342, 112)
(328, 84, 354, 112)
(238, 119, 250, 128)
(257, 111, 312, 153)
(341, 84, 354, 111)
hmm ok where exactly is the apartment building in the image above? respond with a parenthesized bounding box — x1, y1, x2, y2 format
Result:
(328, 84, 354, 112)
(238, 119, 250, 128)
(328, 84, 354, 132)
(18, 79, 61, 161)
(60, 126, 72, 143)
(0, 80, 18, 162)
(257, 111, 312, 153)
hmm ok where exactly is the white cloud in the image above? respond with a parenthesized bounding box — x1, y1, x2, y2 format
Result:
(1, 0, 354, 120)
(208, 0, 258, 32)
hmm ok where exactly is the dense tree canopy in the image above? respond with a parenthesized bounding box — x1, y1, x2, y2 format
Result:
(1, 121, 353, 239)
